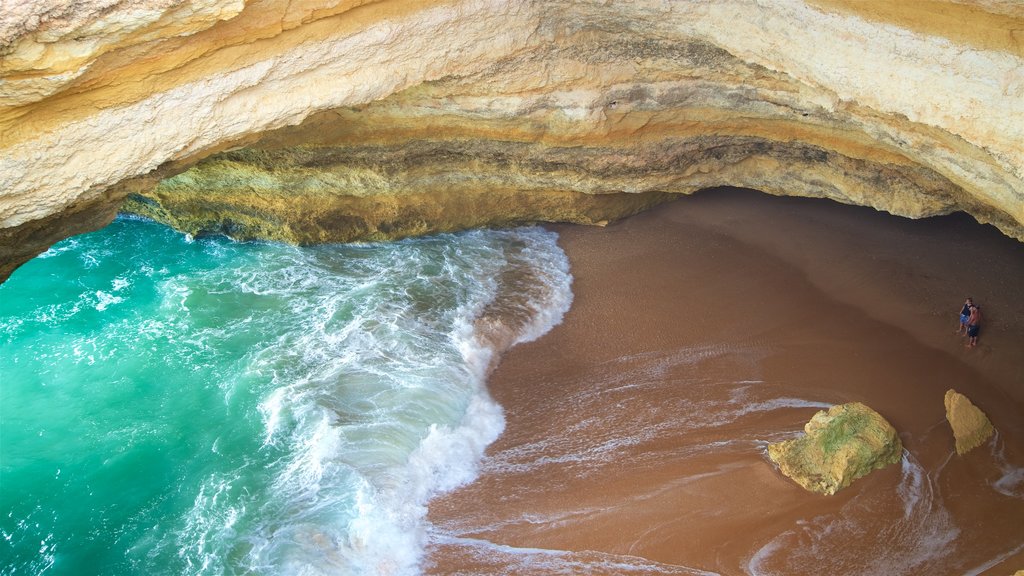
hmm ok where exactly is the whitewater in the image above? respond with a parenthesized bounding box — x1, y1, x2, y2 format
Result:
(0, 216, 572, 575)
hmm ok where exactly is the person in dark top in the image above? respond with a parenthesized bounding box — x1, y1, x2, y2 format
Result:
(957, 297, 974, 336)
(966, 305, 982, 348)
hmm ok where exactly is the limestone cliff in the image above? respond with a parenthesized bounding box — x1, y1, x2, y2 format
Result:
(1, 0, 1023, 279)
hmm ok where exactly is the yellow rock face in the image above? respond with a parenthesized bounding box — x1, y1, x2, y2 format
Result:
(1, 0, 1023, 279)
(0, 0, 247, 107)
(944, 389, 995, 455)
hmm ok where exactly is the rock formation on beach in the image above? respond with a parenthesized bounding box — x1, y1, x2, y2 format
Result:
(767, 402, 903, 495)
(944, 389, 995, 455)
(2, 1, 1023, 280)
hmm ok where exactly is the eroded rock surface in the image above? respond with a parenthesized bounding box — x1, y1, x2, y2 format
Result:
(944, 389, 995, 455)
(2, 1, 1023, 279)
(768, 402, 903, 495)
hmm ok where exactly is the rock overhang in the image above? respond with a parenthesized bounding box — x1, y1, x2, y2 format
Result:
(1, 0, 1022, 281)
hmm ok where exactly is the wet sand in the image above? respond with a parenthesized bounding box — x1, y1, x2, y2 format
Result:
(426, 188, 1024, 575)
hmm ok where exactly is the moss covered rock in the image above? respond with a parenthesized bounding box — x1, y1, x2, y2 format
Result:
(120, 146, 680, 244)
(768, 402, 903, 495)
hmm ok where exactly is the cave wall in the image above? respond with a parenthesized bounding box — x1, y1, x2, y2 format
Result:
(1, 0, 1022, 280)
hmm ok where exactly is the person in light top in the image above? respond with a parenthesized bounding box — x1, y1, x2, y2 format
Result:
(956, 297, 973, 336)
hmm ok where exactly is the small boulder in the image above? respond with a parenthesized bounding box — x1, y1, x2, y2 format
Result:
(944, 389, 994, 455)
(768, 402, 903, 495)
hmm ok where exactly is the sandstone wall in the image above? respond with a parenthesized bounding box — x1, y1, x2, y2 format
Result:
(1, 0, 1022, 279)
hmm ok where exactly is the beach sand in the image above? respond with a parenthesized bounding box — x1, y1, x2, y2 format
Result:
(426, 188, 1024, 575)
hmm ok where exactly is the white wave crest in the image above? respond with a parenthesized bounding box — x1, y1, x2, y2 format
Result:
(174, 226, 573, 576)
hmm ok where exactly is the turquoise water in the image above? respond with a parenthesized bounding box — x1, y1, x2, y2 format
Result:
(0, 217, 572, 575)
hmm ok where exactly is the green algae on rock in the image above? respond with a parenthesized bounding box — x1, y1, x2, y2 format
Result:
(768, 402, 903, 495)
(120, 146, 680, 243)
(943, 389, 995, 456)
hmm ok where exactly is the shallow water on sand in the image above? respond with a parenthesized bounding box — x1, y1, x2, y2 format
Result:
(0, 217, 572, 575)
(426, 190, 1024, 576)
(3, 191, 1022, 576)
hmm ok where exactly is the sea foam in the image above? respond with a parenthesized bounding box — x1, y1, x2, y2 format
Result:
(0, 219, 571, 576)
(181, 227, 571, 575)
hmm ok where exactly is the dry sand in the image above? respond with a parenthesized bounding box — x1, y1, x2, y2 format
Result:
(427, 188, 1024, 575)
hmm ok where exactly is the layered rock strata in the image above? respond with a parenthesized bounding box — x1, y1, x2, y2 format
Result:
(121, 141, 681, 243)
(944, 389, 995, 455)
(768, 402, 903, 495)
(2, 1, 1023, 279)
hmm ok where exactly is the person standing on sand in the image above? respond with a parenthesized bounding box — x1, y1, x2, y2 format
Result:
(957, 297, 974, 335)
(966, 305, 982, 348)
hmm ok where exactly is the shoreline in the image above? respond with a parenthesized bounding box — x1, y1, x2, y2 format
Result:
(427, 188, 1024, 575)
